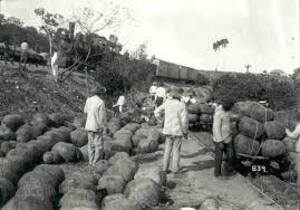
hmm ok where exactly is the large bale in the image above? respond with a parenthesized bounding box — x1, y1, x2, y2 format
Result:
(59, 189, 99, 210)
(124, 178, 160, 208)
(15, 182, 56, 201)
(6, 148, 38, 171)
(282, 137, 296, 152)
(200, 198, 219, 210)
(43, 151, 64, 164)
(48, 113, 67, 127)
(199, 114, 213, 123)
(97, 174, 126, 194)
(199, 104, 215, 114)
(101, 194, 125, 208)
(31, 123, 48, 139)
(0, 177, 15, 207)
(1, 114, 24, 131)
(52, 142, 81, 162)
(233, 134, 260, 155)
(16, 124, 33, 142)
(0, 160, 20, 184)
(2, 196, 54, 210)
(0, 126, 16, 141)
(102, 198, 143, 210)
(73, 115, 86, 128)
(232, 101, 274, 123)
(59, 172, 98, 193)
(132, 128, 151, 146)
(71, 128, 88, 147)
(108, 152, 130, 165)
(34, 164, 65, 185)
(105, 157, 138, 183)
(93, 160, 111, 175)
(193, 86, 213, 102)
(264, 121, 286, 140)
(18, 170, 59, 188)
(107, 117, 122, 134)
(261, 139, 287, 158)
(111, 138, 132, 154)
(187, 104, 202, 114)
(31, 113, 51, 127)
(281, 169, 297, 183)
(122, 123, 141, 133)
(134, 165, 167, 186)
(137, 138, 159, 153)
(1, 141, 17, 154)
(188, 114, 198, 123)
(238, 116, 264, 140)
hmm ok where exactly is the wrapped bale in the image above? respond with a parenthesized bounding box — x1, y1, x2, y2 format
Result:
(107, 117, 122, 134)
(16, 124, 34, 142)
(15, 182, 56, 201)
(43, 151, 64, 164)
(34, 164, 65, 185)
(282, 137, 296, 152)
(31, 123, 48, 139)
(233, 134, 260, 155)
(134, 165, 166, 186)
(187, 104, 201, 114)
(1, 141, 17, 154)
(108, 152, 130, 165)
(101, 194, 125, 208)
(97, 174, 126, 194)
(0, 160, 20, 184)
(102, 198, 143, 210)
(31, 113, 51, 127)
(122, 123, 141, 133)
(137, 138, 159, 153)
(132, 128, 151, 146)
(281, 169, 297, 182)
(200, 198, 219, 210)
(111, 138, 132, 154)
(232, 101, 274, 123)
(0, 177, 15, 207)
(48, 113, 68, 127)
(264, 121, 286, 140)
(238, 116, 264, 140)
(193, 86, 212, 102)
(2, 196, 54, 210)
(1, 114, 24, 131)
(199, 104, 215, 115)
(59, 189, 99, 210)
(105, 157, 138, 183)
(261, 139, 287, 158)
(124, 178, 160, 208)
(188, 114, 198, 123)
(73, 115, 86, 128)
(52, 142, 81, 162)
(199, 114, 213, 123)
(59, 172, 98, 194)
(93, 160, 111, 175)
(71, 128, 88, 147)
(6, 148, 39, 172)
(18, 170, 59, 188)
(0, 126, 16, 141)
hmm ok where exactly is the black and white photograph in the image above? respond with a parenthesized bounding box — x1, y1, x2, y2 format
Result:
(0, 0, 299, 209)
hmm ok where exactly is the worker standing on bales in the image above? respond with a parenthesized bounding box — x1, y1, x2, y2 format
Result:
(84, 86, 107, 166)
(285, 123, 300, 196)
(182, 89, 197, 105)
(212, 97, 237, 178)
(155, 82, 166, 108)
(155, 87, 188, 174)
(149, 81, 158, 101)
(113, 95, 126, 115)
(19, 40, 29, 72)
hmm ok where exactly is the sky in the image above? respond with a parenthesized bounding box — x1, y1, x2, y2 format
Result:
(1, 0, 299, 73)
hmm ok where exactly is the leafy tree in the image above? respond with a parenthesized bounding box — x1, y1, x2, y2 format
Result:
(244, 64, 252, 73)
(212, 38, 229, 71)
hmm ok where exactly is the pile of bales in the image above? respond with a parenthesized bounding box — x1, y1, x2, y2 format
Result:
(232, 101, 297, 181)
(187, 103, 215, 127)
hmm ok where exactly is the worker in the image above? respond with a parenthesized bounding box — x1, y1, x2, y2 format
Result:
(182, 88, 197, 105)
(285, 123, 300, 196)
(155, 82, 166, 108)
(154, 87, 188, 174)
(149, 81, 158, 101)
(113, 95, 126, 115)
(84, 85, 107, 166)
(212, 97, 237, 178)
(132, 101, 149, 124)
(19, 40, 29, 72)
(51, 51, 59, 83)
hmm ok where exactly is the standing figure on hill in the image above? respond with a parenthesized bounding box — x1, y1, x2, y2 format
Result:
(154, 87, 188, 174)
(212, 98, 237, 178)
(155, 82, 166, 108)
(84, 86, 107, 166)
(113, 95, 126, 115)
(19, 40, 29, 72)
(285, 123, 300, 196)
(149, 81, 158, 101)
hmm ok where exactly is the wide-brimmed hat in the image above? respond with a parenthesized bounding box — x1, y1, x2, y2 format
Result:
(91, 86, 107, 94)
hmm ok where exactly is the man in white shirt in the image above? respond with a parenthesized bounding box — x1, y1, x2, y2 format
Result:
(149, 81, 158, 101)
(113, 95, 126, 114)
(155, 82, 166, 107)
(19, 40, 29, 72)
(84, 86, 107, 166)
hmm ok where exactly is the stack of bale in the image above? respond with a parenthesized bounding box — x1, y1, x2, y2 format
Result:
(2, 165, 64, 210)
(187, 103, 215, 126)
(232, 101, 290, 174)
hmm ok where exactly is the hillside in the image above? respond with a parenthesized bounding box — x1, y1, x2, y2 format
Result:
(0, 65, 98, 119)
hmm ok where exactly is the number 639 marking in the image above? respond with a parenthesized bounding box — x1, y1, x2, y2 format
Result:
(252, 165, 267, 173)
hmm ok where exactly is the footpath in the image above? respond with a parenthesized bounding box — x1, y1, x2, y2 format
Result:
(138, 132, 284, 210)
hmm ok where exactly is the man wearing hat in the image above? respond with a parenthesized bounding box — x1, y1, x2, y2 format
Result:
(154, 87, 188, 174)
(149, 81, 158, 101)
(84, 85, 107, 166)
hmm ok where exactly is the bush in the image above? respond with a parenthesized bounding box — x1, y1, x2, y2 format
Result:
(213, 74, 297, 111)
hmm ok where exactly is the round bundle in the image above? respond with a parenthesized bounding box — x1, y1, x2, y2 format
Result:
(1, 114, 24, 131)
(187, 104, 201, 115)
(261, 139, 287, 158)
(0, 177, 15, 207)
(0, 126, 16, 141)
(199, 114, 213, 123)
(70, 128, 88, 147)
(136, 129, 160, 154)
(48, 113, 67, 127)
(107, 117, 122, 135)
(1, 141, 17, 154)
(43, 151, 64, 164)
(238, 116, 264, 140)
(102, 198, 143, 210)
(264, 121, 286, 140)
(2, 196, 54, 210)
(188, 114, 198, 123)
(233, 134, 260, 155)
(52, 142, 81, 162)
(97, 174, 126, 194)
(134, 165, 166, 186)
(31, 113, 51, 127)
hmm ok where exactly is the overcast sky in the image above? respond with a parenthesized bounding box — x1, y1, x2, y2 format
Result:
(1, 0, 299, 73)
